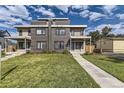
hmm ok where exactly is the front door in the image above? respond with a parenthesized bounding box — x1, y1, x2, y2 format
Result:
(71, 42, 83, 51)
(19, 42, 25, 49)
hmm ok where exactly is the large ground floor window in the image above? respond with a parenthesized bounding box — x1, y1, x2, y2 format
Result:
(37, 41, 46, 49)
(18, 42, 31, 49)
(54, 41, 64, 49)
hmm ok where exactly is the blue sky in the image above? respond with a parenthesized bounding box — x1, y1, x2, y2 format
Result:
(0, 5, 124, 36)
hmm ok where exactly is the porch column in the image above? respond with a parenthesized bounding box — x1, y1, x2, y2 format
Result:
(83, 39, 85, 53)
(5, 38, 7, 54)
(90, 38, 91, 53)
(25, 38, 26, 51)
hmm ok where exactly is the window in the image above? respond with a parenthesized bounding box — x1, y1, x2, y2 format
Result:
(71, 30, 74, 36)
(19, 30, 22, 36)
(80, 31, 84, 35)
(37, 41, 46, 49)
(36, 28, 46, 35)
(28, 30, 31, 35)
(56, 28, 65, 36)
(54, 41, 64, 49)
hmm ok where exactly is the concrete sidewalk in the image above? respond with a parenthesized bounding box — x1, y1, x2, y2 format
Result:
(70, 51, 124, 88)
(1, 51, 26, 62)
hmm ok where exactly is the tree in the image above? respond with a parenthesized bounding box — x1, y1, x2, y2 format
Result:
(88, 30, 100, 44)
(101, 26, 112, 38)
(100, 26, 112, 53)
(116, 34, 124, 37)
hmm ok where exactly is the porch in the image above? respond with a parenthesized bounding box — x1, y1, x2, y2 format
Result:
(70, 36, 91, 54)
(4, 36, 31, 53)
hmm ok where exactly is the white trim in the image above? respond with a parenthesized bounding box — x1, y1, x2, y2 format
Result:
(71, 36, 91, 39)
(5, 36, 31, 40)
(38, 18, 69, 20)
(14, 25, 87, 28)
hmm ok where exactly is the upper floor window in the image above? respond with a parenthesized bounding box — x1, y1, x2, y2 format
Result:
(71, 30, 84, 36)
(71, 31, 75, 36)
(36, 28, 46, 35)
(80, 30, 84, 35)
(28, 30, 31, 36)
(56, 28, 66, 36)
(19, 30, 22, 36)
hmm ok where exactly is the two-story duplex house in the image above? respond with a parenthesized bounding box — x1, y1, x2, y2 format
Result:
(5, 18, 91, 53)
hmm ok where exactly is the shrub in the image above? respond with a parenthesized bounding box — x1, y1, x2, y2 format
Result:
(63, 49, 69, 54)
(84, 52, 93, 55)
(93, 49, 101, 53)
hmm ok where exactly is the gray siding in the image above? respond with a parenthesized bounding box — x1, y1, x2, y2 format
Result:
(30, 28, 48, 52)
(30, 27, 70, 52)
(31, 19, 70, 25)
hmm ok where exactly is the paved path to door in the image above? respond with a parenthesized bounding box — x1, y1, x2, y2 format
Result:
(70, 51, 124, 88)
(1, 51, 26, 62)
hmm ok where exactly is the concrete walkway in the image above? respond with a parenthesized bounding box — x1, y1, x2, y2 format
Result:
(70, 51, 124, 88)
(1, 51, 26, 62)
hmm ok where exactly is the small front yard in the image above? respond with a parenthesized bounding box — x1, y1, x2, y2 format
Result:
(83, 54, 124, 82)
(0, 53, 99, 88)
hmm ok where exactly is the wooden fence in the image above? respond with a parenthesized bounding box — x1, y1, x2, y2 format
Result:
(85, 45, 95, 53)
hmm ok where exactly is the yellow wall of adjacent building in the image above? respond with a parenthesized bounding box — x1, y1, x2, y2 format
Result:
(113, 40, 124, 53)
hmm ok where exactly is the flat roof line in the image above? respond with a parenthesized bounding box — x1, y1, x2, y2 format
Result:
(14, 25, 87, 28)
(38, 18, 69, 20)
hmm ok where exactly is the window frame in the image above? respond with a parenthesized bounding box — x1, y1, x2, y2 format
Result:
(56, 28, 66, 36)
(19, 30, 22, 36)
(37, 41, 46, 49)
(54, 41, 64, 50)
(36, 28, 46, 35)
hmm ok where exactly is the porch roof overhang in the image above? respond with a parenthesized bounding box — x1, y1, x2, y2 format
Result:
(70, 36, 91, 39)
(4, 36, 31, 40)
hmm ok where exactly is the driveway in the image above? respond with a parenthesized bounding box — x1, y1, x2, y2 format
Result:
(103, 52, 124, 60)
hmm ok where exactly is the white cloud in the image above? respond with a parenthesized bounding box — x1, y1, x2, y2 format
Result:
(37, 7, 55, 17)
(79, 10, 90, 18)
(55, 5, 71, 13)
(89, 12, 106, 21)
(103, 5, 117, 15)
(72, 5, 88, 10)
(0, 23, 11, 28)
(0, 5, 31, 34)
(5, 5, 29, 18)
(116, 13, 124, 20)
(10, 31, 17, 36)
(92, 23, 124, 34)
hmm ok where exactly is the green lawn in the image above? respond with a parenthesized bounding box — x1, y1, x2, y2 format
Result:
(83, 54, 124, 82)
(0, 53, 99, 88)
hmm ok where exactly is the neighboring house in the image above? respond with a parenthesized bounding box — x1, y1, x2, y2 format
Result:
(5, 18, 91, 53)
(96, 38, 124, 53)
(0, 30, 11, 50)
